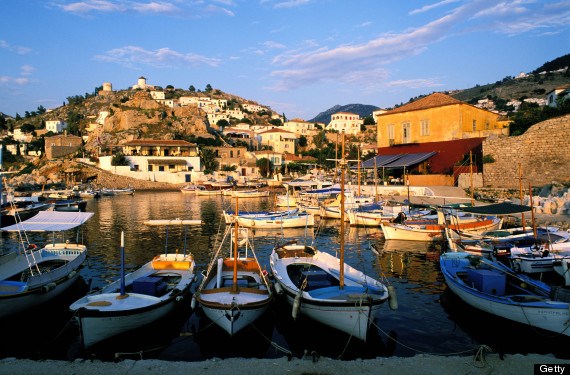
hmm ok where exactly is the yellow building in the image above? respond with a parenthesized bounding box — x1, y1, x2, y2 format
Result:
(375, 93, 509, 148)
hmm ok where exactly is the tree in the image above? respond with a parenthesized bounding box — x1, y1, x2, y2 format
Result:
(21, 123, 35, 133)
(269, 118, 282, 126)
(363, 116, 375, 125)
(312, 130, 327, 149)
(216, 119, 230, 128)
(111, 152, 130, 166)
(200, 148, 219, 174)
(256, 157, 273, 178)
(189, 85, 196, 92)
(36, 105, 46, 115)
(298, 135, 308, 147)
(205, 84, 213, 93)
(221, 164, 237, 172)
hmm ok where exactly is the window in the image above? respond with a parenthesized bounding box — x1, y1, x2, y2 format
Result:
(388, 124, 394, 141)
(159, 166, 165, 172)
(485, 121, 490, 130)
(472, 120, 477, 131)
(402, 122, 411, 144)
(420, 120, 430, 136)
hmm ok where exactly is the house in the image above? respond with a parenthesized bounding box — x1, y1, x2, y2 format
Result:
(98, 139, 201, 184)
(45, 134, 82, 159)
(45, 120, 67, 133)
(282, 152, 317, 165)
(372, 92, 511, 181)
(546, 85, 570, 107)
(282, 118, 319, 137)
(326, 112, 362, 135)
(375, 92, 509, 148)
(207, 146, 257, 177)
(257, 128, 297, 154)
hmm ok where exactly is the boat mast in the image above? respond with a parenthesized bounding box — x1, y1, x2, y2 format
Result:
(529, 182, 537, 239)
(232, 196, 239, 293)
(357, 144, 361, 197)
(339, 132, 346, 289)
(519, 163, 526, 232)
(469, 151, 474, 206)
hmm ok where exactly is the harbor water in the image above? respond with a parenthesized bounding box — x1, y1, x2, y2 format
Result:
(0, 191, 568, 362)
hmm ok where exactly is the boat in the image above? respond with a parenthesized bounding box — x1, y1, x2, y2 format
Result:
(194, 199, 273, 336)
(0, 211, 94, 318)
(223, 189, 270, 198)
(439, 251, 570, 337)
(0, 201, 53, 228)
(235, 211, 314, 229)
(180, 184, 197, 194)
(222, 208, 298, 225)
(381, 212, 502, 242)
(78, 189, 100, 199)
(269, 133, 395, 341)
(69, 220, 200, 348)
(195, 185, 224, 196)
(100, 187, 135, 196)
(53, 199, 88, 212)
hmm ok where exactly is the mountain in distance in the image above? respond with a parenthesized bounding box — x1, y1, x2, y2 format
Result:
(309, 103, 380, 124)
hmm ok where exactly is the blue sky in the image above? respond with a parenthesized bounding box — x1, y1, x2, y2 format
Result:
(1, 0, 569, 120)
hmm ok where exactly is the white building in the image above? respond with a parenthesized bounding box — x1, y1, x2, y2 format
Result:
(131, 76, 155, 90)
(46, 120, 67, 133)
(326, 112, 362, 135)
(546, 85, 570, 108)
(150, 91, 165, 100)
(283, 119, 318, 136)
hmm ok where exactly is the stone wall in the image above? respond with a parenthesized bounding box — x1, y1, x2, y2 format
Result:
(482, 114, 570, 188)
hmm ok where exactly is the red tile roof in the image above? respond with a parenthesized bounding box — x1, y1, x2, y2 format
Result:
(380, 93, 464, 116)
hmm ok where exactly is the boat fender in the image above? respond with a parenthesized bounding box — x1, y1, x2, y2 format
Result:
(68, 270, 76, 279)
(216, 258, 223, 288)
(176, 296, 183, 302)
(42, 282, 57, 293)
(387, 285, 398, 310)
(191, 295, 197, 310)
(274, 282, 284, 295)
(292, 290, 302, 319)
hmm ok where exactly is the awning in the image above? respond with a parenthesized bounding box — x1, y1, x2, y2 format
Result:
(2, 211, 94, 232)
(460, 202, 532, 215)
(359, 152, 437, 169)
(147, 159, 188, 165)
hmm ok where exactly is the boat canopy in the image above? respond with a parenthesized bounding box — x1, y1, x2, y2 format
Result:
(459, 202, 532, 215)
(1, 211, 94, 232)
(358, 152, 437, 169)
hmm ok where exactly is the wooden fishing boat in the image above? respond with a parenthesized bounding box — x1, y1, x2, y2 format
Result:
(236, 211, 314, 229)
(194, 199, 273, 336)
(440, 251, 570, 337)
(224, 189, 270, 198)
(269, 133, 395, 341)
(381, 214, 502, 242)
(69, 220, 200, 348)
(0, 211, 94, 318)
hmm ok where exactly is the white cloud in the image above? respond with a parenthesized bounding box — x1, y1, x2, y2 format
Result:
(268, 0, 569, 91)
(272, 0, 311, 9)
(410, 0, 461, 16)
(0, 40, 32, 55)
(93, 46, 222, 69)
(262, 41, 286, 49)
(20, 65, 36, 76)
(54, 0, 234, 16)
(0, 76, 31, 86)
(385, 78, 444, 89)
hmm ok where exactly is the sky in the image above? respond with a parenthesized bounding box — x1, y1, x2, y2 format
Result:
(1, 0, 569, 121)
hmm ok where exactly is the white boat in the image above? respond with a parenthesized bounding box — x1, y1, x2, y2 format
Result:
(236, 211, 314, 229)
(180, 185, 197, 194)
(224, 189, 270, 198)
(69, 221, 199, 348)
(269, 134, 395, 341)
(440, 251, 570, 337)
(101, 187, 135, 196)
(222, 209, 298, 225)
(0, 211, 94, 318)
(194, 216, 273, 336)
(195, 185, 224, 196)
(382, 214, 503, 241)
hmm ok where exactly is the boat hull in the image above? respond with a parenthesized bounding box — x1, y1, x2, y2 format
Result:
(440, 252, 570, 337)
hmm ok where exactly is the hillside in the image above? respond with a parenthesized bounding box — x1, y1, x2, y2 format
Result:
(310, 103, 379, 124)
